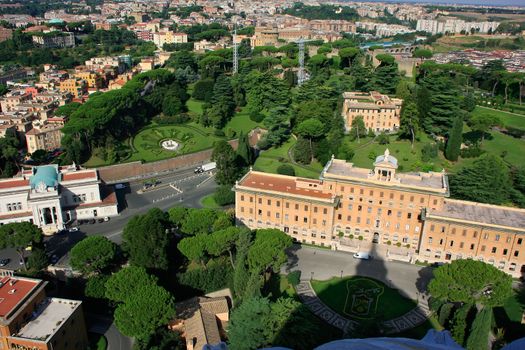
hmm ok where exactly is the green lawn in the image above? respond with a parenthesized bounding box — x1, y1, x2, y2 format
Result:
(129, 123, 223, 162)
(200, 194, 221, 209)
(187, 98, 204, 116)
(473, 106, 525, 129)
(224, 109, 260, 135)
(254, 137, 324, 179)
(311, 276, 417, 321)
(482, 130, 525, 166)
(88, 333, 107, 350)
(346, 134, 447, 172)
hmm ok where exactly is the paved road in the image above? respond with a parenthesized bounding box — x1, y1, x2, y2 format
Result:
(88, 314, 133, 350)
(284, 244, 434, 301)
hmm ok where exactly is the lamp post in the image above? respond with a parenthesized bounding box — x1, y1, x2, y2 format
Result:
(340, 270, 343, 278)
(310, 271, 314, 281)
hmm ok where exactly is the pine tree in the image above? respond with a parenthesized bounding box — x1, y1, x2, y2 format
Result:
(420, 74, 461, 135)
(370, 54, 399, 94)
(236, 131, 253, 166)
(445, 116, 463, 161)
(207, 75, 235, 128)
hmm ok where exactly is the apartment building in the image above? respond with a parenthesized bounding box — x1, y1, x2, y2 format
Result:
(0, 272, 88, 350)
(0, 164, 118, 234)
(416, 18, 499, 35)
(31, 32, 75, 48)
(25, 123, 63, 154)
(73, 72, 104, 90)
(341, 91, 403, 133)
(59, 79, 87, 98)
(234, 150, 525, 278)
(153, 31, 188, 48)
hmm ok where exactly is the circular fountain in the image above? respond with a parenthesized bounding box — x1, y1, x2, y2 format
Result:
(160, 139, 180, 151)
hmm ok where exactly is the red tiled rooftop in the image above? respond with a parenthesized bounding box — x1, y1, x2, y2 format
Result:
(61, 171, 97, 182)
(63, 188, 116, 210)
(0, 179, 29, 190)
(238, 172, 333, 200)
(0, 211, 32, 220)
(0, 277, 40, 318)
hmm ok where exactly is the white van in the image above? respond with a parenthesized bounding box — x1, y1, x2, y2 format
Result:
(353, 252, 371, 260)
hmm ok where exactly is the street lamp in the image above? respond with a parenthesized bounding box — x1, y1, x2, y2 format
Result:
(310, 271, 314, 281)
(340, 270, 343, 278)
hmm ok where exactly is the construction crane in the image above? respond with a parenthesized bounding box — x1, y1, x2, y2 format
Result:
(297, 37, 316, 86)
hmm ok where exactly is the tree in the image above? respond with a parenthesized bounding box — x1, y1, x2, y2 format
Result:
(228, 297, 271, 350)
(445, 116, 463, 161)
(114, 283, 175, 340)
(428, 259, 513, 308)
(349, 116, 366, 142)
(416, 85, 432, 129)
(177, 235, 207, 265)
(192, 78, 214, 101)
(468, 113, 501, 144)
(247, 229, 292, 278)
(236, 131, 253, 166)
(370, 54, 399, 94)
(122, 208, 170, 270)
(212, 140, 239, 185)
(207, 227, 242, 267)
(180, 208, 218, 235)
(413, 48, 433, 62)
(339, 47, 360, 68)
(168, 206, 187, 226)
(70, 236, 117, 274)
(85, 275, 110, 299)
(27, 247, 48, 271)
(260, 106, 290, 148)
(449, 154, 512, 205)
(213, 185, 235, 206)
(293, 137, 312, 164)
(451, 303, 473, 346)
(399, 99, 419, 148)
(295, 118, 324, 162)
(0, 222, 42, 271)
(466, 308, 492, 350)
(105, 266, 158, 302)
(206, 74, 235, 128)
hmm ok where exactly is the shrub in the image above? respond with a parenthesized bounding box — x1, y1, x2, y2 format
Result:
(438, 303, 455, 328)
(192, 78, 214, 101)
(368, 151, 377, 161)
(27, 248, 48, 271)
(277, 164, 295, 176)
(85, 275, 109, 299)
(214, 129, 225, 137)
(358, 235, 363, 240)
(460, 146, 485, 159)
(349, 234, 354, 239)
(249, 110, 265, 122)
(421, 143, 439, 162)
(386, 240, 392, 245)
(153, 113, 190, 124)
(287, 271, 301, 287)
(213, 185, 235, 206)
(377, 132, 390, 145)
(177, 258, 233, 293)
(338, 231, 344, 238)
(395, 242, 401, 247)
(430, 298, 445, 312)
(505, 126, 525, 139)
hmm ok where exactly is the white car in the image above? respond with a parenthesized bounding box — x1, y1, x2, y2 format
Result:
(68, 227, 79, 232)
(353, 252, 371, 260)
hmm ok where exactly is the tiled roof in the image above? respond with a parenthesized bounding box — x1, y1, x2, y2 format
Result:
(237, 172, 333, 200)
(61, 170, 97, 182)
(0, 179, 29, 190)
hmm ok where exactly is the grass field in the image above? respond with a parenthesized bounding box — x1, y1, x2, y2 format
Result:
(473, 106, 525, 129)
(311, 276, 417, 321)
(253, 137, 324, 179)
(200, 194, 221, 209)
(129, 123, 223, 162)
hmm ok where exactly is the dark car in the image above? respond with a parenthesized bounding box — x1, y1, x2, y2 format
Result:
(89, 219, 96, 224)
(0, 258, 10, 267)
(97, 218, 104, 223)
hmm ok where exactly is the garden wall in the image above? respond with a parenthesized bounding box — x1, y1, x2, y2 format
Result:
(97, 139, 239, 183)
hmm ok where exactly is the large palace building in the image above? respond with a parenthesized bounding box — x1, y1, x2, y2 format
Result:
(234, 149, 525, 278)
(0, 164, 118, 234)
(341, 91, 403, 133)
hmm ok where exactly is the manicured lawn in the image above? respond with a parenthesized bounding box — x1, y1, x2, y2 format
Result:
(311, 276, 417, 321)
(503, 294, 524, 323)
(200, 194, 221, 209)
(224, 109, 260, 135)
(88, 333, 107, 350)
(346, 135, 447, 172)
(473, 106, 525, 129)
(187, 98, 204, 116)
(129, 123, 223, 162)
(394, 315, 442, 340)
(254, 137, 324, 179)
(483, 130, 525, 166)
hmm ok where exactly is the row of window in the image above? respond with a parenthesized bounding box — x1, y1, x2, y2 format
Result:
(428, 237, 520, 257)
(430, 225, 523, 245)
(239, 196, 330, 214)
(6, 202, 22, 212)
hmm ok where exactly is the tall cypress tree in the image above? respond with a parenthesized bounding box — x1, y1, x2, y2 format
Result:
(207, 74, 235, 128)
(445, 116, 463, 161)
(236, 131, 253, 166)
(370, 54, 399, 94)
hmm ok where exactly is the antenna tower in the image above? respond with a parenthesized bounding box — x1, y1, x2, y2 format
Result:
(233, 22, 238, 74)
(297, 38, 305, 85)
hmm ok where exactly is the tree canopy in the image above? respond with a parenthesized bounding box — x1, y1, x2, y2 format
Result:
(428, 259, 513, 307)
(0, 222, 42, 270)
(70, 236, 117, 274)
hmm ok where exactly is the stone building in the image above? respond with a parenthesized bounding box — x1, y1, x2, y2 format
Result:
(341, 91, 403, 133)
(234, 150, 525, 278)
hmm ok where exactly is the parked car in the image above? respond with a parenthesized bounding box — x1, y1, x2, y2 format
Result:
(0, 258, 10, 267)
(353, 252, 371, 260)
(97, 218, 104, 223)
(89, 219, 96, 224)
(68, 227, 79, 232)
(103, 216, 110, 222)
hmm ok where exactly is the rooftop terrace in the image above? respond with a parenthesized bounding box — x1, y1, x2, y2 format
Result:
(16, 298, 81, 341)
